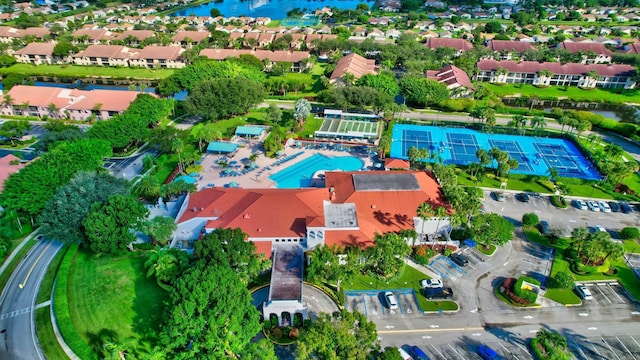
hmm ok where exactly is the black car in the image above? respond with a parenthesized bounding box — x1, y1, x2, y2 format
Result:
(450, 253, 469, 267)
(538, 220, 550, 235)
(608, 202, 621, 212)
(516, 193, 530, 202)
(424, 287, 454, 300)
(621, 203, 633, 214)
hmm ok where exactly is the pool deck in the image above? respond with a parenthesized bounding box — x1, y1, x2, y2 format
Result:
(195, 140, 374, 189)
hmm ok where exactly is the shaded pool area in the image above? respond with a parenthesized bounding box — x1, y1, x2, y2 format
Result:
(390, 125, 601, 180)
(270, 153, 364, 188)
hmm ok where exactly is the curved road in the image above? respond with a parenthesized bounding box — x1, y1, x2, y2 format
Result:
(0, 239, 62, 360)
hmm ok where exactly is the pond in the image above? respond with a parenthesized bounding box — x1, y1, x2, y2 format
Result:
(171, 0, 372, 19)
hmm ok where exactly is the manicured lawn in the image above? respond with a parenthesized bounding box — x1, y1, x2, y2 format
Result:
(623, 239, 640, 254)
(458, 172, 551, 193)
(343, 265, 458, 313)
(153, 154, 178, 184)
(67, 250, 169, 354)
(476, 244, 497, 256)
(36, 307, 68, 360)
(544, 288, 581, 305)
(484, 83, 640, 104)
(0, 64, 174, 80)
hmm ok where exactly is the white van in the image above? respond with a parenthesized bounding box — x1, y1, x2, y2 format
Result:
(575, 284, 593, 300)
(398, 348, 414, 360)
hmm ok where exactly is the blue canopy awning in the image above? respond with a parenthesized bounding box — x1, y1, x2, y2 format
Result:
(235, 126, 264, 137)
(207, 142, 238, 153)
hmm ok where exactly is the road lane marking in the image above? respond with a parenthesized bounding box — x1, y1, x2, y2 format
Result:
(18, 241, 53, 289)
(378, 326, 484, 334)
(0, 307, 31, 320)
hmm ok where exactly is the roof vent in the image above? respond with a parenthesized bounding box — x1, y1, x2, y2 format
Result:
(371, 204, 376, 209)
(243, 213, 251, 219)
(257, 228, 262, 232)
(200, 207, 204, 211)
(192, 207, 197, 212)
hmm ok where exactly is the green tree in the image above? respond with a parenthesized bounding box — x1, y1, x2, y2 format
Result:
(365, 232, 411, 278)
(550, 271, 575, 289)
(307, 245, 360, 293)
(185, 78, 266, 121)
(195, 228, 271, 284)
(190, 124, 219, 152)
(83, 195, 149, 255)
(135, 175, 161, 200)
(522, 212, 539, 227)
(160, 261, 262, 358)
(355, 74, 400, 96)
(38, 172, 130, 245)
(620, 227, 640, 240)
(53, 40, 78, 57)
(470, 213, 515, 247)
(143, 216, 177, 246)
(145, 247, 190, 285)
(0, 120, 31, 145)
(400, 76, 449, 107)
(265, 104, 283, 124)
(296, 309, 379, 360)
(1, 139, 112, 220)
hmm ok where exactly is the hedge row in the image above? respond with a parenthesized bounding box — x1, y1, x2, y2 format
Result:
(52, 244, 97, 360)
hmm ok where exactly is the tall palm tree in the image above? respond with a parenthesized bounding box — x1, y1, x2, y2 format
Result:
(171, 138, 185, 173)
(433, 206, 449, 233)
(377, 135, 391, 159)
(417, 202, 434, 220)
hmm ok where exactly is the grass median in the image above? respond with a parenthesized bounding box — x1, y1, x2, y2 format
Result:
(484, 83, 640, 104)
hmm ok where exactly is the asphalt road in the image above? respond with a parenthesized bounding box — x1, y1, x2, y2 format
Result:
(0, 239, 62, 360)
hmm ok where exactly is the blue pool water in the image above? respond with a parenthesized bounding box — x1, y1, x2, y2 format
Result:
(390, 125, 601, 180)
(270, 153, 364, 188)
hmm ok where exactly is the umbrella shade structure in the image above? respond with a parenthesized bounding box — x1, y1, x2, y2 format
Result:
(174, 175, 197, 184)
(226, 182, 240, 188)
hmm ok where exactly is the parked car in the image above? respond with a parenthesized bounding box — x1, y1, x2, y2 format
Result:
(420, 279, 443, 289)
(594, 225, 607, 233)
(492, 191, 505, 202)
(478, 344, 502, 360)
(598, 201, 612, 213)
(538, 220, 550, 235)
(621, 202, 633, 214)
(410, 346, 430, 360)
(608, 201, 621, 212)
(424, 287, 454, 300)
(572, 199, 587, 210)
(516, 193, 530, 202)
(586, 200, 600, 212)
(398, 348, 414, 360)
(385, 291, 398, 310)
(575, 284, 593, 300)
(450, 253, 469, 267)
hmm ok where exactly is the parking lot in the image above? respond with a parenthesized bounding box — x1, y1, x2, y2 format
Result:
(405, 338, 533, 360)
(517, 240, 554, 287)
(344, 289, 420, 317)
(570, 335, 640, 360)
(580, 282, 630, 306)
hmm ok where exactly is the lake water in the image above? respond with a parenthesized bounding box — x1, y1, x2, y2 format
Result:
(171, 0, 371, 19)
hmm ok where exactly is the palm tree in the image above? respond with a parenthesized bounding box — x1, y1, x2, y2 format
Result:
(602, 241, 624, 262)
(171, 138, 185, 173)
(571, 227, 590, 255)
(134, 175, 161, 200)
(417, 202, 434, 220)
(433, 206, 449, 233)
(547, 167, 559, 183)
(586, 133, 600, 150)
(377, 135, 391, 159)
(407, 146, 421, 168)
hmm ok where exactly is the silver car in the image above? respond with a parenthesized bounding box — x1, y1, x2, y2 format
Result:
(586, 200, 600, 212)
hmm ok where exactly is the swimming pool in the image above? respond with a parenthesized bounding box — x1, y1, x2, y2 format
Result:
(390, 125, 601, 180)
(270, 153, 364, 188)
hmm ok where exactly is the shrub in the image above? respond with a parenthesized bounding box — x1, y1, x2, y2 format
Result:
(413, 245, 434, 265)
(522, 213, 539, 226)
(289, 327, 299, 339)
(513, 276, 538, 304)
(443, 248, 453, 257)
(132, 242, 154, 251)
(551, 196, 568, 208)
(550, 271, 575, 289)
(272, 328, 283, 339)
(536, 180, 555, 192)
(620, 227, 640, 240)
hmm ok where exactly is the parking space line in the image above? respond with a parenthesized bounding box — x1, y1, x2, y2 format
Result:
(595, 284, 612, 304)
(510, 339, 529, 354)
(608, 285, 626, 304)
(589, 341, 602, 356)
(362, 295, 368, 317)
(616, 337, 637, 359)
(602, 337, 622, 360)
(631, 336, 640, 350)
(497, 342, 519, 360)
(447, 344, 466, 360)
(430, 344, 446, 360)
(569, 338, 588, 360)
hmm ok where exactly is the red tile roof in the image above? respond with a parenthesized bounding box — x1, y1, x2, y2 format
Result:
(74, 45, 137, 59)
(384, 158, 410, 169)
(116, 30, 155, 41)
(171, 30, 210, 43)
(425, 37, 473, 51)
(426, 64, 474, 90)
(72, 28, 113, 41)
(136, 46, 183, 60)
(5, 85, 142, 112)
(14, 42, 55, 56)
(329, 53, 376, 81)
(558, 41, 612, 55)
(253, 241, 273, 258)
(488, 40, 534, 53)
(477, 60, 635, 77)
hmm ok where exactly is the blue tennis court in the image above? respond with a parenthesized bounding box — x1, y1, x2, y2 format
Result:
(390, 125, 601, 180)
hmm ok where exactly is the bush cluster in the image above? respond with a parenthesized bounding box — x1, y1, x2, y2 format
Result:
(522, 213, 539, 227)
